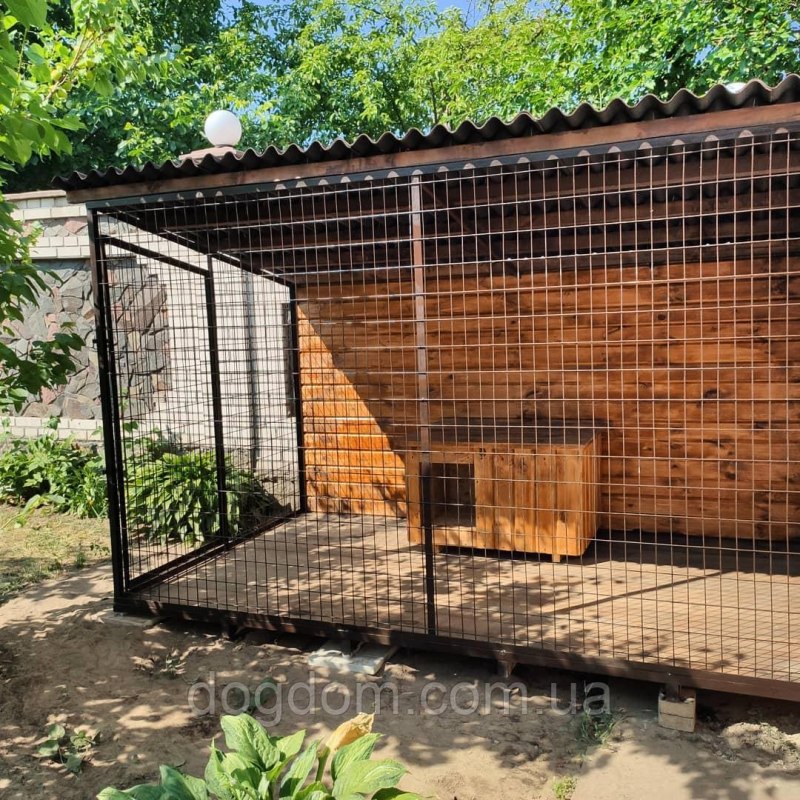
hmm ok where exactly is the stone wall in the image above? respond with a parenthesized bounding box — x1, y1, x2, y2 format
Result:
(109, 263, 171, 420)
(2, 190, 100, 442)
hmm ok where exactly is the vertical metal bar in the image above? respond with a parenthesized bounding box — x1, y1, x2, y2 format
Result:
(205, 256, 229, 540)
(87, 210, 130, 596)
(288, 285, 308, 513)
(242, 271, 260, 472)
(411, 174, 436, 635)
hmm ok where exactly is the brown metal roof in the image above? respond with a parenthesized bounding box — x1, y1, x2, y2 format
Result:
(54, 75, 800, 193)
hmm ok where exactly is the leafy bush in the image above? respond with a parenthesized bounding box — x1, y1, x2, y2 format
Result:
(0, 422, 106, 518)
(126, 434, 284, 547)
(98, 712, 422, 800)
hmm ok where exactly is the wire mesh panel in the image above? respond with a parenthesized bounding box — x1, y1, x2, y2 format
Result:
(417, 132, 800, 686)
(416, 135, 800, 680)
(93, 125, 800, 696)
(95, 213, 300, 586)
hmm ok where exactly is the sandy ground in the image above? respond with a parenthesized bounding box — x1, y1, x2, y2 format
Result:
(0, 566, 799, 799)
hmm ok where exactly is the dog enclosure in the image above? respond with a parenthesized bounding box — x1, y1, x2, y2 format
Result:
(61, 78, 800, 700)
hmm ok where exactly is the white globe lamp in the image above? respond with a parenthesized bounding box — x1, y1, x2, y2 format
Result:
(204, 110, 243, 148)
(725, 81, 747, 94)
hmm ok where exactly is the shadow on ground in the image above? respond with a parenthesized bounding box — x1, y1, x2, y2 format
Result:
(0, 565, 797, 799)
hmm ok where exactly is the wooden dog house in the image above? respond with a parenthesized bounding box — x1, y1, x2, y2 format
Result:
(405, 425, 602, 558)
(59, 76, 800, 700)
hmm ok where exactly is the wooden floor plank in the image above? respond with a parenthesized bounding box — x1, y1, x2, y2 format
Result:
(139, 513, 800, 683)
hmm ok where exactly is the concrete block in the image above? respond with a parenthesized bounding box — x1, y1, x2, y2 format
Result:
(308, 639, 398, 675)
(89, 609, 161, 628)
(31, 246, 58, 258)
(5, 189, 66, 202)
(49, 206, 84, 219)
(658, 687, 696, 732)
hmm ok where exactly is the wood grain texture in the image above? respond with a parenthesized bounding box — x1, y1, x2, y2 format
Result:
(297, 252, 800, 539)
(138, 513, 800, 688)
(401, 438, 601, 558)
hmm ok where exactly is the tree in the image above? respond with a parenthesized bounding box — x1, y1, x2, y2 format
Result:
(413, 0, 568, 126)
(107, 0, 441, 163)
(555, 0, 800, 109)
(7, 0, 226, 191)
(7, 0, 800, 194)
(0, 0, 139, 410)
(413, 0, 800, 127)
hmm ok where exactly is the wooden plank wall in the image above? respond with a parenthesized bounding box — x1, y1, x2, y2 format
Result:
(297, 254, 800, 540)
(295, 136, 800, 541)
(297, 308, 407, 516)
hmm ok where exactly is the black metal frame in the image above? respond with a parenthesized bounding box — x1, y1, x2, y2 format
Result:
(287, 285, 308, 515)
(88, 213, 129, 593)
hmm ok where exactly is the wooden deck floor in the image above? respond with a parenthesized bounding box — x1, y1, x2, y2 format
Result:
(139, 514, 800, 683)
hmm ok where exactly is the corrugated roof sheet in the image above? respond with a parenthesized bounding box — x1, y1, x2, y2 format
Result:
(54, 75, 800, 193)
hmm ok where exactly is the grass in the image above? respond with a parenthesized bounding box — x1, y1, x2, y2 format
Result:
(552, 776, 577, 800)
(575, 709, 623, 750)
(0, 504, 109, 602)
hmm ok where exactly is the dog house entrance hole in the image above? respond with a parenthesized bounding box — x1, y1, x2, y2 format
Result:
(430, 462, 476, 529)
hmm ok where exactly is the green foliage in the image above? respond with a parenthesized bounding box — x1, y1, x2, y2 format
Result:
(554, 0, 800, 109)
(10, 0, 800, 190)
(36, 722, 96, 774)
(126, 433, 284, 547)
(98, 713, 422, 800)
(552, 775, 577, 800)
(575, 709, 622, 750)
(0, 203, 84, 411)
(0, 421, 107, 518)
(0, 0, 142, 409)
(413, 0, 800, 127)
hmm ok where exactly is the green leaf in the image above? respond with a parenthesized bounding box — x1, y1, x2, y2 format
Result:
(331, 734, 380, 782)
(5, 0, 47, 29)
(203, 747, 237, 800)
(220, 714, 280, 770)
(332, 760, 406, 800)
(276, 729, 306, 761)
(295, 781, 331, 800)
(158, 765, 208, 800)
(46, 723, 66, 741)
(224, 752, 262, 796)
(372, 790, 422, 800)
(35, 739, 60, 758)
(279, 741, 319, 799)
(123, 787, 170, 800)
(65, 753, 84, 774)
(96, 786, 168, 800)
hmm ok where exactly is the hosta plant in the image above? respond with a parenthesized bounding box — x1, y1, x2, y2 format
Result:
(125, 433, 284, 547)
(98, 712, 422, 800)
(0, 420, 107, 518)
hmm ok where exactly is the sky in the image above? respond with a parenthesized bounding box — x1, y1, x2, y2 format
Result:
(435, 0, 480, 16)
